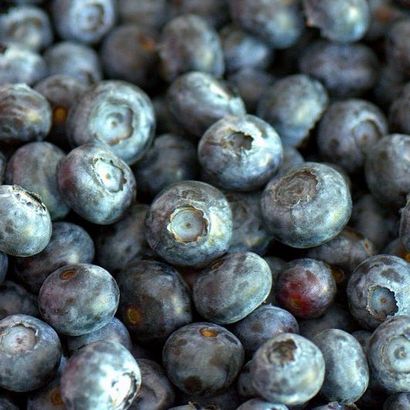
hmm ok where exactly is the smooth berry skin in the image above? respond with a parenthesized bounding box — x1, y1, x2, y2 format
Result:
(159, 14, 224, 82)
(257, 74, 328, 148)
(368, 316, 410, 393)
(61, 341, 141, 410)
(198, 115, 283, 191)
(167, 71, 246, 138)
(276, 258, 336, 319)
(193, 252, 272, 324)
(14, 222, 94, 294)
(0, 314, 62, 392)
(0, 281, 39, 320)
(312, 329, 369, 404)
(58, 143, 136, 225)
(261, 162, 352, 249)
(251, 333, 325, 406)
(347, 255, 410, 329)
(118, 0, 169, 30)
(38, 263, 119, 336)
(0, 185, 52, 257)
(145, 180, 232, 268)
(236, 399, 289, 410)
(67, 80, 155, 165)
(386, 19, 410, 76)
(162, 322, 244, 397)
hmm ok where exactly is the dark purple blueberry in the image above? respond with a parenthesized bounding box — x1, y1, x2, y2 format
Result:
(386, 18, 410, 76)
(400, 197, 410, 251)
(352, 330, 372, 355)
(0, 281, 38, 320)
(118, 0, 169, 30)
(237, 360, 257, 399)
(390, 82, 410, 135)
(384, 393, 410, 410)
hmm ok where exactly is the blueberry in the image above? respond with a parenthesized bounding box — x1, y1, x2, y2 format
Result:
(386, 18, 410, 75)
(67, 81, 155, 165)
(0, 314, 62, 392)
(229, 0, 304, 49)
(134, 134, 198, 198)
(162, 322, 244, 396)
(0, 185, 52, 257)
(6, 142, 69, 220)
(0, 281, 39, 320)
(276, 146, 305, 177)
(384, 393, 410, 410)
(317, 99, 388, 174)
(61, 341, 141, 410)
(0, 83, 51, 144)
(312, 329, 369, 403)
(237, 360, 257, 399)
(231, 304, 299, 354)
(299, 40, 379, 98)
(311, 403, 360, 410)
(159, 14, 224, 82)
(178, 386, 241, 410)
(264, 256, 286, 304)
(52, 0, 117, 45)
(365, 134, 410, 209)
(0, 252, 7, 285)
(400, 198, 410, 251)
(117, 259, 192, 345)
(352, 329, 372, 355)
(167, 71, 246, 138)
(94, 204, 149, 275)
(251, 333, 325, 406)
(198, 114, 283, 191)
(27, 375, 65, 410)
(368, 315, 410, 393)
(261, 162, 352, 248)
(347, 255, 410, 329)
(118, 0, 169, 30)
(276, 258, 336, 319)
(236, 399, 289, 410)
(14, 221, 94, 294)
(0, 43, 47, 85)
(57, 143, 136, 225)
(100, 25, 159, 89)
(0, 151, 6, 184)
(128, 359, 175, 410)
(66, 318, 132, 354)
(389, 82, 410, 135)
(303, 0, 370, 42)
(225, 191, 273, 255)
(193, 252, 272, 324)
(145, 180, 232, 267)
(220, 25, 274, 74)
(383, 238, 410, 262)
(38, 263, 119, 336)
(257, 74, 328, 147)
(44, 42, 102, 86)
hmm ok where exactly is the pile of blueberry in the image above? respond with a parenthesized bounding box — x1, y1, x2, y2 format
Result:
(2, 0, 410, 409)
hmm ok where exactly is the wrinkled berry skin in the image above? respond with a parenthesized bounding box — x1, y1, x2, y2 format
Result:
(162, 322, 244, 397)
(67, 81, 155, 165)
(390, 82, 410, 135)
(251, 333, 325, 406)
(258, 74, 328, 148)
(386, 19, 410, 76)
(318, 99, 388, 174)
(193, 252, 272, 324)
(365, 134, 410, 209)
(0, 314, 62, 392)
(118, 0, 168, 30)
(95, 204, 149, 275)
(38, 263, 119, 336)
(134, 134, 198, 198)
(6, 142, 69, 220)
(52, 0, 116, 45)
(199, 115, 283, 191)
(347, 255, 410, 329)
(145, 180, 232, 267)
(0, 185, 52, 257)
(159, 14, 224, 82)
(61, 341, 141, 410)
(58, 143, 136, 225)
(232, 305, 299, 354)
(0, 5, 53, 51)
(226, 191, 273, 255)
(299, 40, 379, 98)
(44, 42, 102, 86)
(14, 222, 94, 294)
(0, 83, 51, 144)
(129, 359, 175, 410)
(66, 318, 132, 354)
(229, 0, 304, 49)
(303, 0, 370, 42)
(384, 393, 410, 410)
(276, 258, 336, 319)
(117, 259, 192, 345)
(312, 329, 369, 403)
(101, 25, 158, 89)
(167, 71, 246, 138)
(0, 281, 39, 320)
(261, 162, 352, 248)
(237, 399, 289, 410)
(368, 316, 410, 393)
